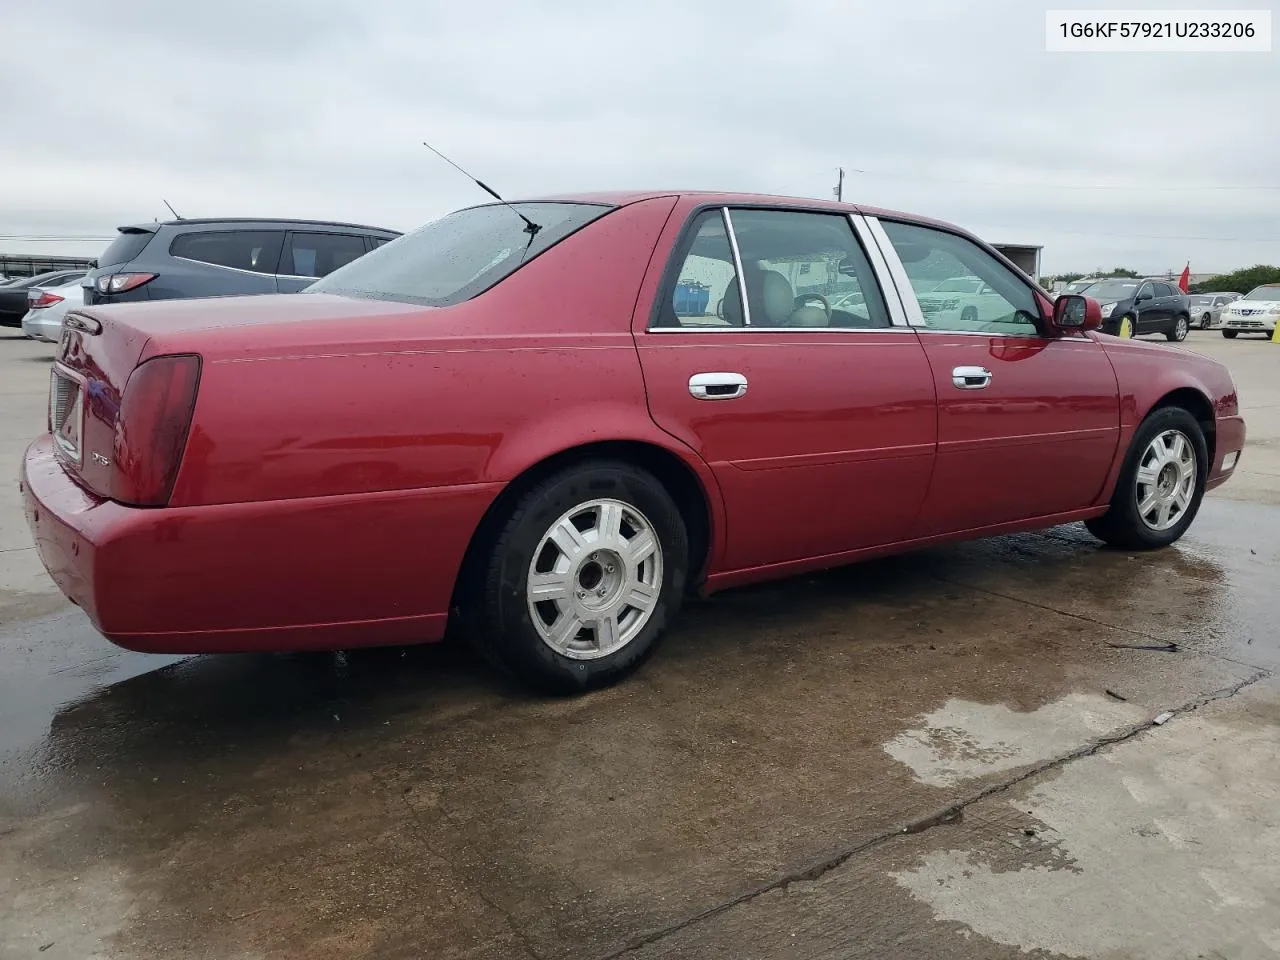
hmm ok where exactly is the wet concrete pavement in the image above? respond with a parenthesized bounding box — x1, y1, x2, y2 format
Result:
(2, 329, 1279, 959)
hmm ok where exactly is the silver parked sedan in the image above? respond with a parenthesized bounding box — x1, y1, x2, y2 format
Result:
(1187, 292, 1241, 329)
(20, 277, 87, 343)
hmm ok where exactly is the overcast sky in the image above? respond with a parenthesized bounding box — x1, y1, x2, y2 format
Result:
(2, 0, 1277, 274)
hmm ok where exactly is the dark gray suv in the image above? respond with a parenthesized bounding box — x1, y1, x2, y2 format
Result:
(82, 218, 400, 306)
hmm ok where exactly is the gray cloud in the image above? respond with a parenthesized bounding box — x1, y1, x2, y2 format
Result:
(1, 0, 1276, 273)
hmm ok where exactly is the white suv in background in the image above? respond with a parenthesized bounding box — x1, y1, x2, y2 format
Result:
(1220, 284, 1280, 339)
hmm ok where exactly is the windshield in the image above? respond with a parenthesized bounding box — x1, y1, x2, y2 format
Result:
(1244, 285, 1280, 301)
(1083, 279, 1141, 301)
(309, 202, 611, 306)
(1062, 280, 1095, 294)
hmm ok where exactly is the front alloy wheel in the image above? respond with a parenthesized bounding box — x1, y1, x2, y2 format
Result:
(1133, 430, 1197, 531)
(1085, 407, 1207, 550)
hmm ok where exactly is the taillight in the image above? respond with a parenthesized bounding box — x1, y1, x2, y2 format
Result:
(96, 273, 156, 295)
(29, 291, 65, 309)
(112, 355, 201, 506)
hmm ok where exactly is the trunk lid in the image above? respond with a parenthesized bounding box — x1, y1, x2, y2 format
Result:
(50, 293, 425, 496)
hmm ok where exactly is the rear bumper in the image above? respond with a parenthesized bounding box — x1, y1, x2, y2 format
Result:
(1207, 415, 1246, 491)
(21, 436, 501, 653)
(21, 310, 62, 343)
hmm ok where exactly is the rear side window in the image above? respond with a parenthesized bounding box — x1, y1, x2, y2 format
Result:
(99, 231, 154, 267)
(169, 231, 283, 275)
(308, 202, 610, 307)
(281, 232, 369, 278)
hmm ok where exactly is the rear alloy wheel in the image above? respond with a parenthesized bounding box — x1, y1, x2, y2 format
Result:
(1222, 330, 1238, 339)
(467, 461, 687, 694)
(1085, 407, 1207, 550)
(1167, 315, 1189, 342)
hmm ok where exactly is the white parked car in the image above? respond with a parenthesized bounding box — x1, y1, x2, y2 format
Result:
(916, 276, 1017, 331)
(20, 277, 86, 343)
(1219, 284, 1280, 339)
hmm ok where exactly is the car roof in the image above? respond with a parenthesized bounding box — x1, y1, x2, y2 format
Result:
(521, 190, 963, 233)
(118, 218, 401, 235)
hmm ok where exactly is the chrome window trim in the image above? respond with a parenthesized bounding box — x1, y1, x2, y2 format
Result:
(721, 207, 752, 327)
(645, 325, 919, 335)
(862, 217, 927, 328)
(277, 273, 321, 281)
(848, 213, 908, 327)
(171, 255, 277, 278)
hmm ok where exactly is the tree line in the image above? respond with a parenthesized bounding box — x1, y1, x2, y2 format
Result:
(1043, 265, 1280, 294)
(1188, 265, 1280, 294)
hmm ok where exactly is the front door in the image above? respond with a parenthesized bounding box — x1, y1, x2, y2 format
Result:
(1134, 280, 1171, 334)
(869, 218, 1121, 536)
(635, 205, 938, 572)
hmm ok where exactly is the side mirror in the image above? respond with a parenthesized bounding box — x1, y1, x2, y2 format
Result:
(1051, 294, 1101, 334)
(1136, 290, 1153, 302)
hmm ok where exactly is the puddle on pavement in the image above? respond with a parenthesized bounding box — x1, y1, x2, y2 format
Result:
(891, 685, 1280, 960)
(884, 693, 1147, 787)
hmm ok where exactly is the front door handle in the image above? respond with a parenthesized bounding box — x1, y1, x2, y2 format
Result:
(689, 372, 748, 400)
(952, 366, 992, 389)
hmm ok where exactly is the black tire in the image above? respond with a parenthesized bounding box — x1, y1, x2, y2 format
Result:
(464, 460, 688, 694)
(1167, 315, 1190, 342)
(1085, 407, 1208, 550)
(1222, 330, 1238, 339)
(960, 306, 978, 325)
(1199, 313, 1212, 329)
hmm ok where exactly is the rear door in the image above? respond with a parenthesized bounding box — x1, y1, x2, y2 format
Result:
(1159, 282, 1183, 330)
(276, 231, 371, 292)
(868, 217, 1120, 535)
(634, 204, 937, 572)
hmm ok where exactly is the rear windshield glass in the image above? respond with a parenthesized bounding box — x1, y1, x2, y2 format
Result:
(308, 202, 611, 307)
(99, 230, 154, 267)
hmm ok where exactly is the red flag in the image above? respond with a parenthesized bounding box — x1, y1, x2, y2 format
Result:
(1178, 263, 1190, 293)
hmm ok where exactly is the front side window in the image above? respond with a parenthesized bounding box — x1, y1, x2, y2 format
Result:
(309, 202, 610, 307)
(169, 230, 283, 275)
(728, 209, 889, 328)
(282, 232, 369, 278)
(880, 221, 1040, 335)
(1137, 282, 1157, 301)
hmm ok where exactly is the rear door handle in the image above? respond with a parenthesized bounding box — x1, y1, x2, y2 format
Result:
(951, 366, 992, 389)
(689, 372, 748, 400)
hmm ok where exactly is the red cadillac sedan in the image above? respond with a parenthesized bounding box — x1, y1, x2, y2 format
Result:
(20, 191, 1245, 693)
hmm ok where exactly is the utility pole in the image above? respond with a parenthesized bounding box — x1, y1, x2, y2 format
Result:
(833, 167, 844, 202)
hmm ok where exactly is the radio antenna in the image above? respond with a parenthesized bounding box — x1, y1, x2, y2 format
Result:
(162, 199, 183, 220)
(422, 141, 540, 237)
